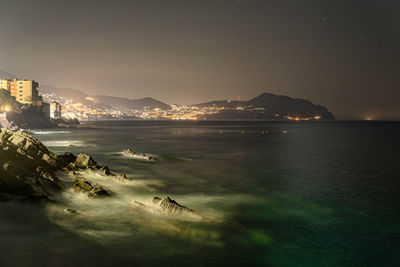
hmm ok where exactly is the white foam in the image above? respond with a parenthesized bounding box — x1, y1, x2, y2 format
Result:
(42, 140, 95, 147)
(32, 130, 72, 135)
(44, 171, 232, 246)
(120, 151, 156, 161)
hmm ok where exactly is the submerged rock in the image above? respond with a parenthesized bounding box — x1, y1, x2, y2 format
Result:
(153, 196, 201, 218)
(131, 196, 202, 219)
(123, 148, 155, 161)
(63, 208, 78, 214)
(72, 176, 110, 197)
(123, 149, 135, 156)
(130, 201, 158, 214)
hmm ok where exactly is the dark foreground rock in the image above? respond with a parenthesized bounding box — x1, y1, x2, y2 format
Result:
(0, 128, 114, 200)
(0, 128, 64, 200)
(72, 176, 110, 197)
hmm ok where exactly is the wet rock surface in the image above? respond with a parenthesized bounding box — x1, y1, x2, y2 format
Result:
(153, 196, 201, 218)
(65, 153, 112, 175)
(132, 196, 202, 219)
(0, 128, 64, 200)
(72, 176, 110, 197)
(0, 128, 114, 200)
(123, 148, 135, 156)
(123, 148, 154, 161)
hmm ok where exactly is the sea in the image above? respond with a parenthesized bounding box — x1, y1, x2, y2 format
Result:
(1, 121, 399, 266)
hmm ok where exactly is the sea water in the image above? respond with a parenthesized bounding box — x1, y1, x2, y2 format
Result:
(0, 121, 399, 266)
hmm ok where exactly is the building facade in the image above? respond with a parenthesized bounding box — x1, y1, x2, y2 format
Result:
(49, 102, 62, 119)
(0, 78, 40, 105)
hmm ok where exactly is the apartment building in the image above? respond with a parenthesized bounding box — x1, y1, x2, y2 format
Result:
(0, 78, 41, 105)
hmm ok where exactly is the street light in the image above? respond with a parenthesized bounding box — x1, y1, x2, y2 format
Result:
(2, 105, 11, 112)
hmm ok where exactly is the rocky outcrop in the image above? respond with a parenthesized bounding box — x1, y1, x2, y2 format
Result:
(0, 128, 114, 200)
(123, 149, 135, 156)
(0, 128, 64, 200)
(153, 196, 201, 218)
(65, 153, 112, 175)
(72, 176, 110, 197)
(131, 196, 202, 219)
(123, 148, 154, 161)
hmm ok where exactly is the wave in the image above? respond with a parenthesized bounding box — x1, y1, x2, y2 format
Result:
(32, 130, 72, 135)
(44, 171, 231, 246)
(42, 140, 96, 147)
(119, 151, 156, 161)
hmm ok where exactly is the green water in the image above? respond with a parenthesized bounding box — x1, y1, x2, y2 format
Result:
(1, 121, 399, 266)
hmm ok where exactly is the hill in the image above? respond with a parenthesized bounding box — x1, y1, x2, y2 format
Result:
(94, 95, 170, 110)
(41, 85, 171, 110)
(195, 93, 335, 120)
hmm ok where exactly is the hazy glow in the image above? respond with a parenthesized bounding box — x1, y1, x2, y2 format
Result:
(0, 1, 399, 119)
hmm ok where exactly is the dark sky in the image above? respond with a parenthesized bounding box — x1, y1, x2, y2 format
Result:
(1, 0, 399, 119)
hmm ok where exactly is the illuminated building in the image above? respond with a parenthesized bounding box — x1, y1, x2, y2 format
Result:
(50, 102, 62, 119)
(0, 78, 40, 105)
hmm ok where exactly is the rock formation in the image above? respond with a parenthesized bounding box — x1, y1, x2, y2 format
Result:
(63, 153, 112, 175)
(123, 148, 154, 161)
(123, 148, 135, 156)
(131, 196, 202, 219)
(0, 128, 64, 200)
(153, 196, 201, 218)
(72, 176, 110, 197)
(0, 128, 114, 200)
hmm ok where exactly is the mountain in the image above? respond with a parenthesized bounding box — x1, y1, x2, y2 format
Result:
(41, 85, 171, 110)
(195, 93, 335, 120)
(0, 69, 17, 79)
(94, 95, 170, 110)
(41, 85, 88, 102)
(247, 93, 335, 119)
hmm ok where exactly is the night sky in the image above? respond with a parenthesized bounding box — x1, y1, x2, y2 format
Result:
(1, 0, 399, 120)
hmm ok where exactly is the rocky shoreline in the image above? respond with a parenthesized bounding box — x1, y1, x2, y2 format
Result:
(0, 128, 201, 219)
(0, 128, 118, 200)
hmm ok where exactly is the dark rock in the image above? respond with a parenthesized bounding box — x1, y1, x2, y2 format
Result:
(63, 208, 78, 214)
(0, 128, 115, 201)
(72, 176, 110, 197)
(64, 153, 114, 175)
(100, 165, 111, 176)
(123, 148, 155, 161)
(0, 128, 64, 200)
(152, 196, 202, 219)
(123, 148, 135, 156)
(75, 153, 97, 168)
(59, 152, 77, 165)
